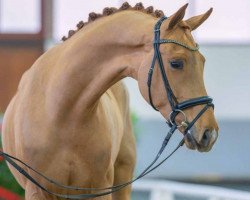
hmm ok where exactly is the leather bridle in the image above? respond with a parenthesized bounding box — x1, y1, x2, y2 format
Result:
(0, 16, 214, 199)
(147, 16, 214, 136)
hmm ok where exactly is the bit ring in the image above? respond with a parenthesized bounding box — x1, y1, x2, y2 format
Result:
(168, 109, 187, 128)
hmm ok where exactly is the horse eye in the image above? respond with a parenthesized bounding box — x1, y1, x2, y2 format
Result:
(170, 60, 183, 69)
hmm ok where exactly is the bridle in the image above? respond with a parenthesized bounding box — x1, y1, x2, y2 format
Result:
(147, 16, 214, 136)
(0, 16, 214, 199)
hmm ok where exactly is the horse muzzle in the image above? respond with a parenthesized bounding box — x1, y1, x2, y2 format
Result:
(184, 127, 218, 152)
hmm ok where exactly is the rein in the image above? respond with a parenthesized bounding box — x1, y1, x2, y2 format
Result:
(0, 127, 182, 199)
(0, 16, 214, 199)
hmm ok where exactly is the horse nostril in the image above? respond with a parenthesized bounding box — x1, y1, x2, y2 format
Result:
(200, 129, 211, 147)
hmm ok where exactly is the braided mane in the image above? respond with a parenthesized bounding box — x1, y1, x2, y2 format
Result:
(62, 2, 164, 41)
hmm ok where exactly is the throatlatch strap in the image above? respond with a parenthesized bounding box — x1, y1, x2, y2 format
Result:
(147, 48, 159, 111)
(147, 16, 179, 110)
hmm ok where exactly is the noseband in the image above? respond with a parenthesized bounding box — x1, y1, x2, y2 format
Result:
(147, 16, 214, 137)
(0, 16, 214, 199)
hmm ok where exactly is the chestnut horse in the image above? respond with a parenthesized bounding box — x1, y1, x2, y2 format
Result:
(2, 3, 218, 200)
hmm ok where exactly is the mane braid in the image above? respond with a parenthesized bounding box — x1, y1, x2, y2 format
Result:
(62, 2, 164, 41)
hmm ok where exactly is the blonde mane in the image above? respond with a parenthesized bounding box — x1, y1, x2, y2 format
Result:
(62, 2, 164, 41)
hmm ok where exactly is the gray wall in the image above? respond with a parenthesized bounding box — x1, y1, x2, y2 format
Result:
(125, 45, 250, 181)
(135, 119, 250, 180)
(125, 45, 250, 121)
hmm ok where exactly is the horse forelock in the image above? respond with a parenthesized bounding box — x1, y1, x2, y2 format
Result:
(62, 2, 164, 41)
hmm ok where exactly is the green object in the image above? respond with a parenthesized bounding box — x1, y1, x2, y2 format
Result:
(131, 111, 141, 141)
(130, 111, 141, 142)
(0, 117, 25, 196)
(0, 161, 25, 196)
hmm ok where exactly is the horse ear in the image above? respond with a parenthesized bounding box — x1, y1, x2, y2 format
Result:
(185, 8, 213, 31)
(167, 4, 188, 30)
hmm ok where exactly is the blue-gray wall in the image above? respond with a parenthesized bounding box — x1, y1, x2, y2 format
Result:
(125, 45, 250, 120)
(135, 119, 250, 180)
(125, 45, 250, 182)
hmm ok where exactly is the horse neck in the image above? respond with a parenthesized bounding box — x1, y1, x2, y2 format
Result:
(51, 12, 155, 119)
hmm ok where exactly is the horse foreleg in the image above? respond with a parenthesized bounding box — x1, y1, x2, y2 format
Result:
(112, 118, 136, 200)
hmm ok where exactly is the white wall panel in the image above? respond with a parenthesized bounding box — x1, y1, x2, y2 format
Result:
(54, 0, 121, 40)
(0, 0, 41, 33)
(53, 0, 192, 40)
(54, 1, 250, 43)
(194, 0, 250, 44)
(126, 0, 190, 17)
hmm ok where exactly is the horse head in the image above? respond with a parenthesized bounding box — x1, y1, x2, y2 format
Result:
(138, 4, 219, 152)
